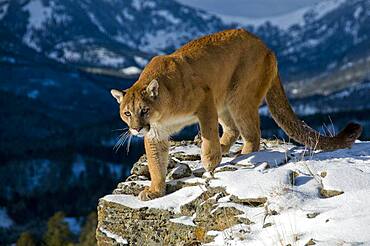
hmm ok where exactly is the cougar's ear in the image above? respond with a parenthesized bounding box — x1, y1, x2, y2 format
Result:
(110, 89, 125, 103)
(146, 79, 159, 98)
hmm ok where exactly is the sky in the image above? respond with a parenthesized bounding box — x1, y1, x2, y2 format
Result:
(177, 0, 321, 18)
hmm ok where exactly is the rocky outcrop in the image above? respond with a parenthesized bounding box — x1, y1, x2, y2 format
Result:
(96, 140, 370, 245)
(96, 139, 288, 245)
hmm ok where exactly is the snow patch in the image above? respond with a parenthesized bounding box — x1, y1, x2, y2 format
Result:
(120, 66, 141, 75)
(27, 89, 39, 99)
(321, 167, 370, 192)
(27, 160, 50, 190)
(72, 156, 86, 177)
(140, 29, 183, 53)
(170, 216, 195, 226)
(218, 0, 346, 30)
(103, 186, 205, 213)
(0, 208, 14, 228)
(156, 10, 180, 24)
(170, 144, 201, 156)
(41, 79, 57, 87)
(207, 141, 370, 245)
(100, 227, 128, 244)
(87, 12, 106, 34)
(122, 9, 134, 21)
(354, 6, 363, 19)
(24, 0, 52, 29)
(131, 0, 141, 10)
(64, 217, 81, 235)
(210, 168, 290, 200)
(0, 1, 9, 20)
(63, 49, 82, 62)
(230, 149, 290, 168)
(134, 56, 148, 67)
(87, 48, 125, 67)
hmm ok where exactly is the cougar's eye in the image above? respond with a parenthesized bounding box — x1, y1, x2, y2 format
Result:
(124, 111, 131, 117)
(141, 108, 149, 115)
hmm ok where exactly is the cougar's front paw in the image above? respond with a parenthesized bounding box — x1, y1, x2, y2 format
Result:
(201, 147, 222, 172)
(138, 187, 165, 201)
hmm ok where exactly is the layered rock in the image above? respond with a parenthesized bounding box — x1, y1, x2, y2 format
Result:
(96, 139, 290, 245)
(97, 140, 370, 245)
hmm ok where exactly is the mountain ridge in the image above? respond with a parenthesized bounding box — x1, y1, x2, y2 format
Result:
(1, 0, 369, 82)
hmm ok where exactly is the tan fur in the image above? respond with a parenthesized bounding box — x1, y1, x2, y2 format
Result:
(111, 29, 362, 201)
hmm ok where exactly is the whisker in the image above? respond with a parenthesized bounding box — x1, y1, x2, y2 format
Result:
(113, 131, 129, 152)
(121, 134, 129, 147)
(126, 135, 133, 154)
(112, 127, 129, 132)
(116, 132, 131, 153)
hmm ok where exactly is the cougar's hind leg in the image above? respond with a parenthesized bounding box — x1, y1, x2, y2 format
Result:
(219, 109, 240, 154)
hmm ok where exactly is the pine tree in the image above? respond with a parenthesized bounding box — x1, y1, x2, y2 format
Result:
(79, 212, 97, 246)
(43, 211, 73, 246)
(16, 232, 37, 246)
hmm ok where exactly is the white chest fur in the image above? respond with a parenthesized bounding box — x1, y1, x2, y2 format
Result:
(147, 115, 198, 141)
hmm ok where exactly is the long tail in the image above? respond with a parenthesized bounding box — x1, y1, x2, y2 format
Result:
(265, 75, 362, 151)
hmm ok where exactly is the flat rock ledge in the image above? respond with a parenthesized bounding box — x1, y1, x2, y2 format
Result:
(97, 140, 370, 245)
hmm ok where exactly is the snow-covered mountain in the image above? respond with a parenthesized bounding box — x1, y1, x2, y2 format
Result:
(1, 0, 369, 80)
(220, 0, 348, 30)
(245, 0, 370, 80)
(0, 0, 228, 68)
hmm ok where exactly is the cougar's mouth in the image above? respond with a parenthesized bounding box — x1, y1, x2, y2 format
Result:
(130, 125, 150, 137)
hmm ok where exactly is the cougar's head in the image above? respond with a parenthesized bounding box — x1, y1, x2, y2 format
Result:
(111, 79, 160, 137)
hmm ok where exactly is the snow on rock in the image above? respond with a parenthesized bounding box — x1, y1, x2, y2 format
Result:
(170, 215, 196, 227)
(230, 149, 291, 168)
(99, 227, 128, 245)
(97, 140, 370, 245)
(320, 167, 370, 192)
(170, 143, 201, 156)
(210, 168, 291, 200)
(102, 185, 205, 214)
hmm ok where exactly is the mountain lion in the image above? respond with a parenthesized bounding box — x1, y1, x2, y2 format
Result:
(111, 29, 362, 201)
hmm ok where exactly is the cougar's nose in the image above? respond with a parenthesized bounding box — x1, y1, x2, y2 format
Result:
(132, 127, 142, 132)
